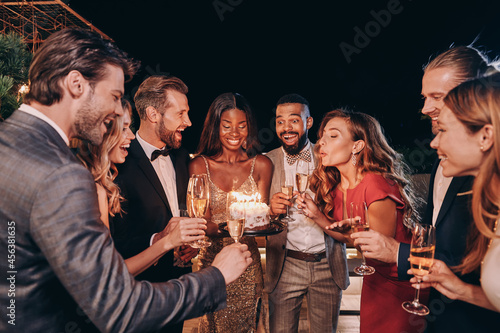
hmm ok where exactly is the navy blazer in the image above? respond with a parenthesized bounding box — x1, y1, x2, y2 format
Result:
(0, 111, 226, 333)
(398, 160, 499, 332)
(111, 138, 191, 283)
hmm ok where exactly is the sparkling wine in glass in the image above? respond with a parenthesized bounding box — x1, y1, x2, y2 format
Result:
(187, 174, 212, 248)
(351, 202, 375, 275)
(402, 223, 436, 316)
(227, 218, 245, 243)
(295, 172, 309, 215)
(281, 185, 295, 222)
(295, 159, 314, 215)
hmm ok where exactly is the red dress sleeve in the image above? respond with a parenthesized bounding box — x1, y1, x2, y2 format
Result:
(363, 173, 405, 210)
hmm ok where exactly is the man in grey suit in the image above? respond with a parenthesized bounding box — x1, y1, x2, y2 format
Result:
(265, 94, 349, 332)
(0, 28, 252, 333)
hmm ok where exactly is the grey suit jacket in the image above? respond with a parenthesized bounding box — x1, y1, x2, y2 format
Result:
(264, 146, 349, 293)
(0, 111, 227, 333)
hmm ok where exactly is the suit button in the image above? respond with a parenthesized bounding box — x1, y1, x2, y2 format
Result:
(282, 245, 285, 250)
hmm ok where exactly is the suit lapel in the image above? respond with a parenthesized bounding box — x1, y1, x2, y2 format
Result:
(130, 139, 171, 210)
(278, 149, 286, 187)
(422, 160, 439, 225)
(172, 149, 188, 210)
(434, 175, 471, 227)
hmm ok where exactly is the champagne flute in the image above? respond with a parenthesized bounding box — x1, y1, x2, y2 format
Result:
(281, 178, 295, 222)
(351, 202, 375, 275)
(187, 174, 212, 248)
(295, 159, 310, 214)
(227, 218, 245, 243)
(402, 223, 436, 315)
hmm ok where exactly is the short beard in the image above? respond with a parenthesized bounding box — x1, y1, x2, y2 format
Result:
(280, 132, 308, 155)
(158, 118, 181, 149)
(74, 93, 105, 146)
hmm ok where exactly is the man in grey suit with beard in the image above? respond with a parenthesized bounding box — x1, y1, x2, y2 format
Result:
(265, 94, 349, 333)
(0, 28, 251, 333)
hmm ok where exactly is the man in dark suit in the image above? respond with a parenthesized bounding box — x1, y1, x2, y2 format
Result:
(110, 75, 199, 332)
(0, 28, 251, 333)
(265, 94, 349, 332)
(351, 46, 500, 332)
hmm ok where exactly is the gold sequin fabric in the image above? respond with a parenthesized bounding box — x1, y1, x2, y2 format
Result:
(198, 156, 264, 333)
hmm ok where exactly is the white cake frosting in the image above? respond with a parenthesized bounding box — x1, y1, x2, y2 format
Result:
(229, 201, 270, 229)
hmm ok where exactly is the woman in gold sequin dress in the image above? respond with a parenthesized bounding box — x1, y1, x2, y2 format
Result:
(189, 92, 273, 333)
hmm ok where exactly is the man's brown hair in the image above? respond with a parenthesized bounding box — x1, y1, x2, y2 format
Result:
(133, 75, 188, 120)
(25, 28, 139, 106)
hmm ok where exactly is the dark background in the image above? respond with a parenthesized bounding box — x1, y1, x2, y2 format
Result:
(69, 0, 500, 172)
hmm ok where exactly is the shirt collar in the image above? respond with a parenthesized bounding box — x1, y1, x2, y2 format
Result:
(18, 104, 70, 145)
(136, 131, 167, 160)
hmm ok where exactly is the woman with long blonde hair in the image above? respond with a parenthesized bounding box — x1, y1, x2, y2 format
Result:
(77, 100, 131, 225)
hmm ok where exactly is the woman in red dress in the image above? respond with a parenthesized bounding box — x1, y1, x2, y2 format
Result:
(297, 109, 426, 333)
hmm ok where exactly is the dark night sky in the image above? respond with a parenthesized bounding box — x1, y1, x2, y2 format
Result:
(69, 0, 500, 172)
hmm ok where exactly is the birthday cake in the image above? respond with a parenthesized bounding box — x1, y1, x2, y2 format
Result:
(228, 201, 270, 230)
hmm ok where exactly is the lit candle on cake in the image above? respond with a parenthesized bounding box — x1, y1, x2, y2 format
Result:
(228, 192, 270, 230)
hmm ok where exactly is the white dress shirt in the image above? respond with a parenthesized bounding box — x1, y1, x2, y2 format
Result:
(136, 132, 179, 218)
(432, 164, 453, 226)
(283, 142, 326, 253)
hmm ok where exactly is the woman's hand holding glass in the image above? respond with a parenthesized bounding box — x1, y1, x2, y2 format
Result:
(172, 210, 205, 267)
(295, 192, 321, 220)
(325, 218, 353, 233)
(409, 259, 466, 301)
(167, 215, 207, 247)
(402, 223, 436, 316)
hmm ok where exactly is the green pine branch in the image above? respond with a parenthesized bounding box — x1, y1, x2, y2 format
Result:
(0, 32, 32, 121)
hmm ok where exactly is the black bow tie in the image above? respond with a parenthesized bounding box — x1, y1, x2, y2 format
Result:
(151, 148, 171, 161)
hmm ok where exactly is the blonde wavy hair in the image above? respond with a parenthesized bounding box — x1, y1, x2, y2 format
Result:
(445, 73, 500, 274)
(76, 100, 132, 217)
(309, 109, 420, 229)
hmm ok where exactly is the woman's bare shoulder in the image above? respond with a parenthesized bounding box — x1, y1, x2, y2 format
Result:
(255, 154, 273, 168)
(188, 155, 207, 174)
(254, 154, 273, 176)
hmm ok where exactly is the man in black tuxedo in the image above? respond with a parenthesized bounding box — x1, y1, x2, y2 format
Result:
(350, 46, 500, 332)
(110, 75, 198, 333)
